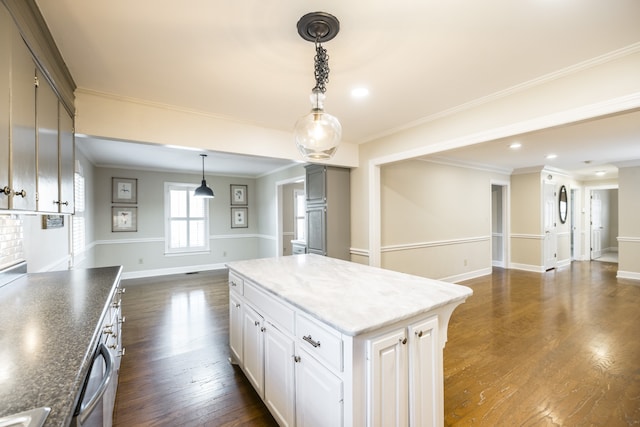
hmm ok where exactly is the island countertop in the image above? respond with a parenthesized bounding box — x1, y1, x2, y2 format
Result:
(226, 254, 473, 336)
(0, 266, 123, 426)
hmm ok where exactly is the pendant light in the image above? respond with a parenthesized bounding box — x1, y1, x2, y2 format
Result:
(194, 154, 214, 198)
(294, 12, 342, 161)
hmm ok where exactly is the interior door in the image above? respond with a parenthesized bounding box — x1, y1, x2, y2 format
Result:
(591, 192, 602, 259)
(543, 182, 557, 270)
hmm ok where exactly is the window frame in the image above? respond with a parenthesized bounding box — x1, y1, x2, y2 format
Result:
(164, 182, 211, 255)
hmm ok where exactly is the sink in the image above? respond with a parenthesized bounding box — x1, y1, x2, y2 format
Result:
(0, 408, 50, 427)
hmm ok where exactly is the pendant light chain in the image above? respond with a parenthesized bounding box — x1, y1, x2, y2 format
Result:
(313, 40, 330, 94)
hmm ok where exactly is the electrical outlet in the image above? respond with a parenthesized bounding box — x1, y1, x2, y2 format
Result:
(223, 251, 227, 257)
(464, 259, 468, 267)
(138, 258, 143, 264)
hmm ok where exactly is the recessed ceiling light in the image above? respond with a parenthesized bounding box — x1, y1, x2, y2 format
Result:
(351, 87, 369, 98)
(509, 142, 522, 149)
(595, 171, 606, 176)
(546, 153, 557, 160)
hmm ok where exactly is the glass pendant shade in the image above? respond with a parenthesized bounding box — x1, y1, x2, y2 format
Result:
(194, 154, 215, 198)
(294, 91, 342, 160)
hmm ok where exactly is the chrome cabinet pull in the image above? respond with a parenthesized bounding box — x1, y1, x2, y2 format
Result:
(54, 200, 69, 206)
(1, 186, 10, 196)
(303, 335, 321, 348)
(14, 189, 26, 198)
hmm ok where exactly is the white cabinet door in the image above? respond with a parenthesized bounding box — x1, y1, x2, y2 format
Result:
(408, 317, 439, 427)
(242, 304, 264, 397)
(229, 291, 243, 365)
(264, 322, 295, 427)
(295, 348, 343, 427)
(368, 328, 408, 427)
(0, 7, 9, 210)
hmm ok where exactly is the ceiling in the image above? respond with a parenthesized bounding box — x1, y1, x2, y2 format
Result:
(35, 0, 640, 178)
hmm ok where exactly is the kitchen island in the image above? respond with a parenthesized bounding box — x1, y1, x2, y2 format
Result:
(227, 254, 473, 426)
(0, 266, 123, 427)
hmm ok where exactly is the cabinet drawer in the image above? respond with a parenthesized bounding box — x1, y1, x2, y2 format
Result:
(244, 281, 294, 334)
(229, 271, 244, 294)
(296, 314, 343, 372)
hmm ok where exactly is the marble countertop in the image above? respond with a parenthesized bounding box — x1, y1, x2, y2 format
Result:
(0, 266, 123, 426)
(227, 254, 473, 336)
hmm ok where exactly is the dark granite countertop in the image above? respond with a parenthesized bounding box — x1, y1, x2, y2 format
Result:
(0, 266, 123, 426)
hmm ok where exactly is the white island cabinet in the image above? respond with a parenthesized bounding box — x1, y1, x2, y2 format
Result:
(227, 254, 472, 427)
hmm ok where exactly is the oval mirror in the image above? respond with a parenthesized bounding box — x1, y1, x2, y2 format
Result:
(559, 185, 568, 224)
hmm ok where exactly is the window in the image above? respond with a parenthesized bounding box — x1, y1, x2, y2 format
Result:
(72, 164, 85, 260)
(165, 183, 210, 254)
(294, 189, 305, 241)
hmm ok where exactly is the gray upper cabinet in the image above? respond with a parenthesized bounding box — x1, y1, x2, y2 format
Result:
(1, 7, 37, 211)
(36, 70, 59, 212)
(58, 106, 74, 214)
(1, 1, 76, 214)
(305, 164, 351, 260)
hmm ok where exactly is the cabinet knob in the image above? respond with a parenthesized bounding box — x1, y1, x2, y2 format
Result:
(415, 330, 423, 338)
(261, 326, 266, 332)
(1, 186, 10, 196)
(54, 200, 69, 206)
(399, 337, 407, 345)
(235, 303, 241, 308)
(254, 320, 260, 327)
(294, 355, 301, 363)
(231, 281, 237, 287)
(14, 189, 27, 198)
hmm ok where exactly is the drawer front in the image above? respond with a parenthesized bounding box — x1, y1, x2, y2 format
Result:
(292, 244, 306, 255)
(229, 271, 244, 294)
(296, 314, 343, 372)
(244, 281, 295, 334)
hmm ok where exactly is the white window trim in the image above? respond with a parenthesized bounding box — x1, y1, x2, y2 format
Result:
(164, 182, 211, 255)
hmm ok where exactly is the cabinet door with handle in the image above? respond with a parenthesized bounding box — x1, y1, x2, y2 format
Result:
(408, 316, 440, 427)
(36, 70, 60, 213)
(58, 105, 74, 213)
(8, 25, 36, 211)
(295, 347, 343, 427)
(367, 328, 409, 427)
(264, 321, 295, 427)
(242, 304, 265, 397)
(229, 291, 243, 365)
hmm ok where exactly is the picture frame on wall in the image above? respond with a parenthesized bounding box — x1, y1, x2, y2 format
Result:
(231, 207, 248, 228)
(112, 177, 138, 204)
(230, 184, 248, 205)
(42, 215, 64, 229)
(112, 206, 138, 232)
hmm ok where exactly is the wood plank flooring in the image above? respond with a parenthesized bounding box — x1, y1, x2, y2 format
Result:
(113, 261, 640, 426)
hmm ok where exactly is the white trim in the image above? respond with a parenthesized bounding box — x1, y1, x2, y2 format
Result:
(94, 234, 263, 246)
(558, 258, 572, 268)
(618, 236, 640, 243)
(275, 175, 306, 259)
(35, 255, 72, 273)
(368, 159, 381, 267)
(511, 234, 544, 240)
(381, 236, 490, 253)
(617, 271, 640, 281)
(420, 157, 512, 176)
(350, 247, 369, 257)
(122, 263, 228, 280)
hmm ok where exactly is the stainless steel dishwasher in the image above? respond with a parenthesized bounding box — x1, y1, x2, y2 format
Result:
(70, 338, 116, 426)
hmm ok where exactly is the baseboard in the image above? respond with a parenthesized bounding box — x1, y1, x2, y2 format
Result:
(509, 262, 545, 273)
(440, 267, 492, 284)
(617, 270, 640, 281)
(122, 263, 228, 280)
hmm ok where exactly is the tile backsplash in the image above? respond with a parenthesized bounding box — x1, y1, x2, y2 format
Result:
(0, 214, 25, 270)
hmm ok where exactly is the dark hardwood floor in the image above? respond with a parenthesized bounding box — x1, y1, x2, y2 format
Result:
(113, 261, 640, 426)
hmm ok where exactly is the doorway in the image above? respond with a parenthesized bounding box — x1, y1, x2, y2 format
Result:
(589, 188, 619, 263)
(543, 181, 557, 271)
(491, 183, 508, 268)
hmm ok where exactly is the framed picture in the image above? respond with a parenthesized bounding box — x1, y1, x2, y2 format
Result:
(42, 215, 64, 229)
(112, 206, 138, 232)
(112, 177, 138, 204)
(231, 207, 248, 228)
(230, 184, 248, 206)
